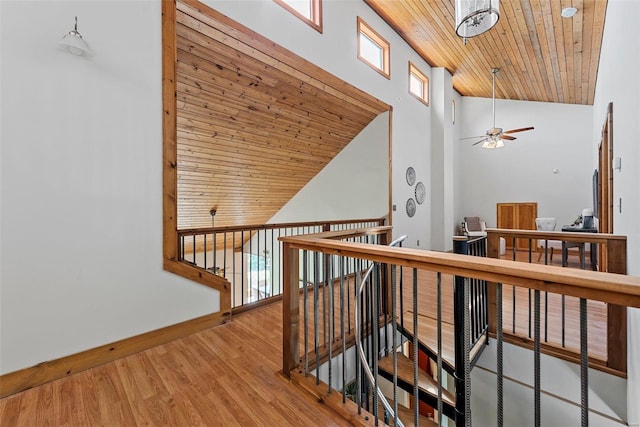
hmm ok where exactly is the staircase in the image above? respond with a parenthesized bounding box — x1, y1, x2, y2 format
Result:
(354, 235, 489, 426)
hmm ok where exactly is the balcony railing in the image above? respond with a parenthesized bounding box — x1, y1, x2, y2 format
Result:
(177, 217, 385, 310)
(281, 226, 640, 426)
(486, 228, 628, 374)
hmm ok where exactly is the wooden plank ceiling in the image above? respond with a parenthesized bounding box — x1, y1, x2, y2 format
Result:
(175, 1, 389, 230)
(365, 0, 607, 105)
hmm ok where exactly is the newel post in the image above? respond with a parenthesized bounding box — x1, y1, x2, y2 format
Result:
(282, 242, 300, 377)
(606, 238, 627, 373)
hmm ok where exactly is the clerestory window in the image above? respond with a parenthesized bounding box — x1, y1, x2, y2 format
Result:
(274, 0, 323, 33)
(357, 17, 390, 79)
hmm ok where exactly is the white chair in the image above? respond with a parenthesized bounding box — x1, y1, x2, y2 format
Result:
(463, 216, 487, 238)
(535, 217, 563, 263)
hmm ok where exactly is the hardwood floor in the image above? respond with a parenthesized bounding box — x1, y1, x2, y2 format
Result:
(0, 250, 609, 426)
(0, 303, 353, 427)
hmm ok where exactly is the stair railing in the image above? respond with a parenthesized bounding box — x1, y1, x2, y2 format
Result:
(355, 235, 407, 426)
(281, 226, 640, 427)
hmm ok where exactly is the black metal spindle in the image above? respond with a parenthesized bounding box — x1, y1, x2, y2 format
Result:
(497, 282, 504, 427)
(203, 234, 207, 270)
(303, 250, 309, 376)
(534, 289, 541, 427)
(241, 231, 245, 306)
(314, 251, 320, 385)
(580, 297, 589, 427)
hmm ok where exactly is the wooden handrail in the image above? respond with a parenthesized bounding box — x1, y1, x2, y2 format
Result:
(280, 235, 640, 307)
(486, 227, 626, 244)
(177, 217, 386, 236)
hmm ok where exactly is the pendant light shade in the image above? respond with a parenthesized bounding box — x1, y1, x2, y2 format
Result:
(59, 16, 90, 56)
(455, 0, 500, 39)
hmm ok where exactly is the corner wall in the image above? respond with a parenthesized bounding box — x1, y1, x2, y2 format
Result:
(591, 0, 640, 424)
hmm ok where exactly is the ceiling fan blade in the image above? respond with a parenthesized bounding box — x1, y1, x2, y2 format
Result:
(501, 135, 517, 140)
(504, 126, 534, 134)
(472, 138, 488, 146)
(460, 135, 486, 140)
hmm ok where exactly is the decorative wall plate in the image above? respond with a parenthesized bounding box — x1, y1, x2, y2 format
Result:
(415, 181, 426, 204)
(406, 198, 416, 217)
(406, 167, 416, 186)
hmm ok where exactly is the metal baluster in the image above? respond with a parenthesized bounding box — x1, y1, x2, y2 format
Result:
(545, 291, 548, 342)
(232, 232, 236, 308)
(250, 231, 254, 301)
(257, 229, 261, 300)
(192, 236, 196, 265)
(497, 282, 504, 427)
(303, 250, 309, 376)
(340, 256, 346, 403)
(241, 231, 245, 306)
(463, 277, 472, 427)
(213, 230, 217, 270)
(580, 297, 589, 427)
(372, 263, 379, 424)
(534, 289, 541, 427)
(181, 235, 185, 260)
(513, 285, 516, 334)
(391, 264, 399, 427)
(314, 251, 320, 385)
(328, 254, 334, 394)
(412, 268, 419, 427)
(562, 295, 566, 347)
(437, 272, 444, 425)
(223, 231, 227, 280)
(271, 229, 274, 296)
(204, 235, 207, 270)
(323, 254, 327, 349)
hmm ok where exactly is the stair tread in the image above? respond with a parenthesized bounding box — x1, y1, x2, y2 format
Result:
(384, 399, 439, 427)
(378, 353, 455, 407)
(400, 311, 485, 371)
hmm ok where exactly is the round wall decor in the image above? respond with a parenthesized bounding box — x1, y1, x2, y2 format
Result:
(406, 198, 416, 217)
(415, 181, 426, 204)
(406, 167, 416, 186)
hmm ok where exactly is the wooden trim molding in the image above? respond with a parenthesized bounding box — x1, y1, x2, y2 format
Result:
(0, 310, 229, 398)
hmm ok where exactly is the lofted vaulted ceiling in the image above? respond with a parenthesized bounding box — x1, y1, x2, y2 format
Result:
(173, 0, 607, 231)
(175, 0, 389, 230)
(365, 0, 607, 105)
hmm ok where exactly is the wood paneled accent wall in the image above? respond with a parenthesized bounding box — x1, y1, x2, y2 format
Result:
(173, 0, 390, 231)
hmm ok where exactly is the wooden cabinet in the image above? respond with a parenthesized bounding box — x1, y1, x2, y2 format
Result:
(497, 202, 537, 250)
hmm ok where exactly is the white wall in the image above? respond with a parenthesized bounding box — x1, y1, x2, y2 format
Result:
(591, 1, 640, 424)
(472, 339, 627, 426)
(430, 68, 456, 251)
(268, 112, 389, 223)
(206, 0, 433, 250)
(0, 1, 218, 374)
(458, 97, 594, 228)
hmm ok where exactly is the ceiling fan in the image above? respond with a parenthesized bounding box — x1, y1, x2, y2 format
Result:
(463, 68, 534, 149)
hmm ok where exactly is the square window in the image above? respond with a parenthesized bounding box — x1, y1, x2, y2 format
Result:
(357, 18, 390, 79)
(408, 62, 429, 106)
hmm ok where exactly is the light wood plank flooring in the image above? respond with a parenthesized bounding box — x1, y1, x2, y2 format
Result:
(0, 303, 352, 427)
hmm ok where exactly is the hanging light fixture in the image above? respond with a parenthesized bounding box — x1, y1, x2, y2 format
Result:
(455, 0, 500, 39)
(59, 16, 90, 56)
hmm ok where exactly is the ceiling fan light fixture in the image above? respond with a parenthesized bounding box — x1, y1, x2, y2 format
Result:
(455, 0, 500, 39)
